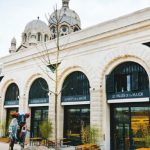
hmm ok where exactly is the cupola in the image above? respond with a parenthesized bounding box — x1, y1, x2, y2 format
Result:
(9, 37, 17, 53)
(22, 18, 50, 46)
(49, 0, 81, 39)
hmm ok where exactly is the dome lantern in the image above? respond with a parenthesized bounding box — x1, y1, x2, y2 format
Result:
(9, 37, 17, 53)
(62, 0, 70, 8)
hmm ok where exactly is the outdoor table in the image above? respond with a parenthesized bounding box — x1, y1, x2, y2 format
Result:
(47, 138, 70, 147)
(30, 137, 43, 146)
(47, 138, 62, 148)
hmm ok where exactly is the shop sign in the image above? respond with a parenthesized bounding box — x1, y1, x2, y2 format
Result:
(4, 100, 19, 105)
(29, 98, 49, 104)
(107, 90, 149, 100)
(62, 95, 90, 102)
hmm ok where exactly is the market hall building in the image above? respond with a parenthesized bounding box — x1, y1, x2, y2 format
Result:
(0, 0, 150, 149)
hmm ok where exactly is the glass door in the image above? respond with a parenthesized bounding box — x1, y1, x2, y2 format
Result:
(31, 107, 48, 137)
(111, 104, 150, 150)
(64, 105, 90, 146)
(111, 107, 130, 150)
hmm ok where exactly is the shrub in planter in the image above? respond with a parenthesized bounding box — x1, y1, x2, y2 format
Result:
(39, 120, 52, 139)
(81, 125, 99, 144)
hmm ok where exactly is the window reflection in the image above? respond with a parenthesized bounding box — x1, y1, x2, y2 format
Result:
(131, 107, 150, 149)
(31, 107, 48, 137)
(106, 62, 149, 94)
(111, 105, 150, 150)
(64, 105, 90, 146)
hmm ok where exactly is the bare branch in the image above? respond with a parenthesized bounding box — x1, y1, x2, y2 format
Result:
(38, 80, 55, 95)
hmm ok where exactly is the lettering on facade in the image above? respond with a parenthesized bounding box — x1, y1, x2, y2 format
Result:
(62, 95, 90, 102)
(5, 100, 19, 105)
(109, 91, 146, 100)
(29, 98, 48, 104)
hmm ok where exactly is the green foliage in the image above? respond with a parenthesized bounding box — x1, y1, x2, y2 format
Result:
(144, 128, 150, 148)
(81, 125, 99, 144)
(81, 126, 89, 144)
(39, 120, 52, 139)
(145, 134, 150, 148)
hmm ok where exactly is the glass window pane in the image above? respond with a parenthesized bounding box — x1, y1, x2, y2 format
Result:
(112, 107, 130, 150)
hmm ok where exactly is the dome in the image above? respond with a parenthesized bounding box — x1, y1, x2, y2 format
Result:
(48, 0, 81, 39)
(21, 18, 51, 47)
(24, 19, 50, 33)
(49, 8, 81, 28)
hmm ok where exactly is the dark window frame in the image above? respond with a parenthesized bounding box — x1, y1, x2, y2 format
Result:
(5, 83, 19, 101)
(61, 71, 90, 102)
(29, 78, 49, 100)
(106, 62, 149, 100)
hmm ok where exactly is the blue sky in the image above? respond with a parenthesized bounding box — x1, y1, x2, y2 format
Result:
(0, 0, 150, 57)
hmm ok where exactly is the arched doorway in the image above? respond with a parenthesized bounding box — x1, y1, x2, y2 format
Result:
(61, 71, 90, 145)
(29, 77, 49, 137)
(106, 61, 149, 150)
(4, 83, 19, 134)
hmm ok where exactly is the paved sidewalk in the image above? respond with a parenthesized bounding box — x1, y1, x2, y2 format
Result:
(25, 146, 75, 150)
(51, 146, 75, 150)
(0, 142, 22, 150)
(0, 142, 75, 150)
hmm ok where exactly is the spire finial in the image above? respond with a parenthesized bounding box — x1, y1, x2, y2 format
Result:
(62, 0, 70, 8)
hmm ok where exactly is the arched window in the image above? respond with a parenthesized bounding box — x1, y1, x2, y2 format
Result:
(29, 78, 49, 104)
(61, 71, 90, 102)
(74, 27, 79, 32)
(5, 83, 19, 105)
(37, 32, 42, 41)
(28, 32, 31, 40)
(44, 34, 48, 42)
(106, 61, 149, 100)
(51, 26, 55, 33)
(24, 34, 27, 43)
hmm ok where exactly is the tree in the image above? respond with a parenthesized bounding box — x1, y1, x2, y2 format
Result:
(34, 6, 69, 150)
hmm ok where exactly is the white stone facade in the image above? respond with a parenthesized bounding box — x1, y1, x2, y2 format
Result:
(0, 6, 150, 150)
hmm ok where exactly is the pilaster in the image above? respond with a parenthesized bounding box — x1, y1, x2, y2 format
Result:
(48, 92, 55, 138)
(90, 86, 103, 145)
(19, 95, 26, 112)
